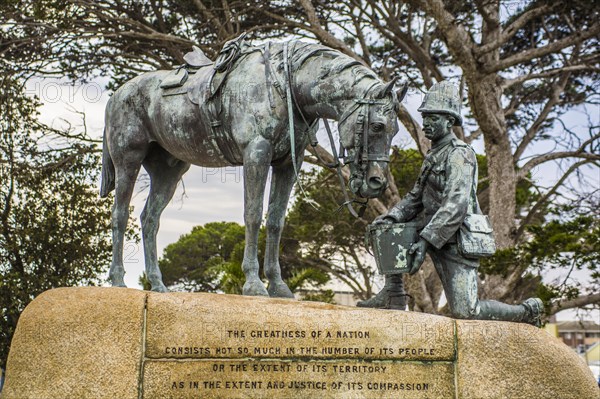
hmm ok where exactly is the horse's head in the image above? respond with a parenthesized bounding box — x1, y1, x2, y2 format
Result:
(338, 80, 405, 198)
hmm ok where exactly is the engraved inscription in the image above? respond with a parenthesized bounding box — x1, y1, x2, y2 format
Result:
(143, 360, 454, 399)
(159, 328, 438, 361)
(145, 294, 456, 362)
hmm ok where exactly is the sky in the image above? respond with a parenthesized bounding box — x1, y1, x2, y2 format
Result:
(26, 74, 598, 322)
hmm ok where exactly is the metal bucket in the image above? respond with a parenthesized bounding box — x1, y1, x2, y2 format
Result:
(367, 222, 420, 275)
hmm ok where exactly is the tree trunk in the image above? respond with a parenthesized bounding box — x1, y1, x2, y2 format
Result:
(469, 3, 517, 250)
(467, 75, 519, 299)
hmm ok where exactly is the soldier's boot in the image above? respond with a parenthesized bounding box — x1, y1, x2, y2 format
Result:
(477, 297, 543, 327)
(521, 298, 544, 327)
(357, 275, 407, 310)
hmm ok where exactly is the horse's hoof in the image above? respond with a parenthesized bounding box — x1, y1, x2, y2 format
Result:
(243, 280, 269, 297)
(112, 283, 127, 288)
(268, 281, 295, 299)
(151, 282, 169, 293)
(110, 277, 127, 288)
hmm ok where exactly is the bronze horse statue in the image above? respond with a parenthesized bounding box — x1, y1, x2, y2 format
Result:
(101, 37, 403, 296)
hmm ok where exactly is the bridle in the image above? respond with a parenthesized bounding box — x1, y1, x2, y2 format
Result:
(320, 93, 394, 217)
(282, 41, 395, 218)
(339, 92, 393, 180)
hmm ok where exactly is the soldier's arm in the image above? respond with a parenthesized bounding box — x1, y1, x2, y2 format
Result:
(385, 184, 424, 223)
(420, 147, 476, 249)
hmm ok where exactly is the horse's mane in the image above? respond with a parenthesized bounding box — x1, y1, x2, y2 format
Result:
(268, 40, 379, 87)
(264, 40, 395, 113)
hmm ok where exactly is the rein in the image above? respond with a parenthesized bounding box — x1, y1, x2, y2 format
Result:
(282, 41, 391, 218)
(321, 118, 368, 218)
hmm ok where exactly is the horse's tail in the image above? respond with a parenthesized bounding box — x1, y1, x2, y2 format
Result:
(100, 128, 115, 198)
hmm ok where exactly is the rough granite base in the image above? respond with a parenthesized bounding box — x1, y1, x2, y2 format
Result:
(3, 287, 598, 399)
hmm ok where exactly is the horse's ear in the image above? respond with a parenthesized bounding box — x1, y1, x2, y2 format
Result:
(396, 83, 408, 103)
(375, 76, 399, 98)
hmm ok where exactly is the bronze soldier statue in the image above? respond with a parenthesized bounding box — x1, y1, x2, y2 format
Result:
(359, 81, 543, 326)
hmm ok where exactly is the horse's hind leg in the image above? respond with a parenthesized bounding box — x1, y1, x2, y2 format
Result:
(141, 151, 191, 292)
(264, 161, 297, 298)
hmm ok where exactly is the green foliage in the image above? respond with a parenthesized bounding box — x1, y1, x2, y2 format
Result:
(290, 269, 335, 303)
(213, 258, 246, 295)
(301, 290, 336, 304)
(481, 208, 600, 305)
(286, 148, 424, 253)
(0, 77, 121, 369)
(285, 168, 369, 255)
(139, 273, 152, 291)
(389, 148, 424, 196)
(157, 221, 333, 297)
(158, 222, 245, 291)
(485, 214, 599, 276)
(286, 267, 329, 292)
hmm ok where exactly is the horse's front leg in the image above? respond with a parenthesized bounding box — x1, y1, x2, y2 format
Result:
(241, 138, 272, 296)
(264, 160, 298, 298)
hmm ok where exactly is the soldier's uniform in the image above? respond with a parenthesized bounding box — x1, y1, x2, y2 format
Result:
(386, 134, 482, 318)
(359, 81, 542, 325)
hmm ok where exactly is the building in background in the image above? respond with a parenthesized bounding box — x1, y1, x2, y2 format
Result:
(545, 317, 600, 383)
(555, 320, 600, 352)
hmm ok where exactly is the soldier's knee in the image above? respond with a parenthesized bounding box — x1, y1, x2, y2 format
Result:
(451, 305, 478, 320)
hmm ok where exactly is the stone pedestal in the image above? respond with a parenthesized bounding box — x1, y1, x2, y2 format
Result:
(3, 287, 598, 398)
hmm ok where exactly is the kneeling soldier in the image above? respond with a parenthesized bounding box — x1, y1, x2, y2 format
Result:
(359, 81, 543, 326)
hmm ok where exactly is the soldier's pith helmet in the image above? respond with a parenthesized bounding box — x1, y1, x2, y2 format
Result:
(418, 81, 463, 126)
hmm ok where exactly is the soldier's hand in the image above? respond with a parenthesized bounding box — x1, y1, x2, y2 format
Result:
(407, 238, 429, 275)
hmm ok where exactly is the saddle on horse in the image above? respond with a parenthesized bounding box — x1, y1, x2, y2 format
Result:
(158, 33, 254, 165)
(159, 45, 212, 90)
(159, 33, 249, 94)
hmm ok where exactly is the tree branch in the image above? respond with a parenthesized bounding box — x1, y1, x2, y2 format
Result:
(464, 128, 483, 144)
(192, 0, 229, 40)
(409, 0, 478, 74)
(350, 10, 371, 65)
(550, 293, 600, 315)
(515, 160, 593, 240)
(489, 23, 600, 72)
(304, 145, 388, 215)
(361, 0, 443, 85)
(474, 0, 499, 30)
(513, 71, 571, 162)
(397, 104, 430, 156)
(476, 4, 552, 55)
(517, 133, 600, 179)
(298, 0, 365, 64)
(304, 256, 366, 296)
(502, 64, 600, 90)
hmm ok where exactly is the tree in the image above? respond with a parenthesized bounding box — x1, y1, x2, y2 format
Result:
(0, 76, 125, 368)
(483, 207, 600, 316)
(2, 0, 598, 315)
(156, 221, 334, 300)
(157, 222, 244, 292)
(267, 0, 600, 313)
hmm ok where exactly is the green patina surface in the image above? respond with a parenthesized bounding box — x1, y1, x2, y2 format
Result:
(100, 34, 402, 297)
